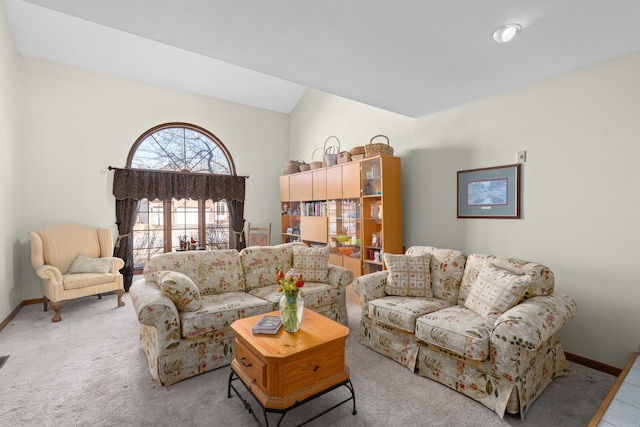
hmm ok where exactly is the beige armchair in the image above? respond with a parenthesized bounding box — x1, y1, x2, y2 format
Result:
(29, 223, 125, 322)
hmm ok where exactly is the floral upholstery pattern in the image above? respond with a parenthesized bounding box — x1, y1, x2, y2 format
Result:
(352, 245, 577, 419)
(405, 246, 466, 304)
(464, 263, 531, 322)
(458, 254, 554, 305)
(239, 244, 302, 292)
(179, 292, 273, 339)
(144, 250, 245, 295)
(415, 305, 493, 361)
(383, 253, 432, 297)
(130, 244, 353, 386)
(157, 271, 202, 312)
(369, 296, 450, 333)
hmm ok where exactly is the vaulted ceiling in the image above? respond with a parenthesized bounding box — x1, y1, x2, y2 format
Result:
(5, 0, 640, 117)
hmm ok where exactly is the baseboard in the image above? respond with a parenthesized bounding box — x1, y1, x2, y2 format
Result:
(565, 351, 622, 376)
(0, 298, 44, 333)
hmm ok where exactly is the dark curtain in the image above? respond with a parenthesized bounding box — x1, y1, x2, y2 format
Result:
(114, 198, 140, 291)
(111, 167, 247, 289)
(227, 199, 246, 251)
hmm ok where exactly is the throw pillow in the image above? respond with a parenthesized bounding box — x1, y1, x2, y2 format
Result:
(383, 253, 433, 297)
(464, 263, 532, 322)
(292, 245, 330, 283)
(67, 254, 112, 274)
(157, 271, 202, 312)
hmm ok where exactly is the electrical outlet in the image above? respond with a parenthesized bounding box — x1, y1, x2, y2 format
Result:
(517, 151, 527, 163)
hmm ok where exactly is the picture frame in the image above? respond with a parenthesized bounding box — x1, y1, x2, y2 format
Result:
(457, 164, 521, 219)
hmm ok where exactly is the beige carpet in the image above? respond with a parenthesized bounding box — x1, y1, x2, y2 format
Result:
(0, 287, 615, 426)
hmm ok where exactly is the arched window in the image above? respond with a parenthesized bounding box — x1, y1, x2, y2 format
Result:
(127, 123, 237, 271)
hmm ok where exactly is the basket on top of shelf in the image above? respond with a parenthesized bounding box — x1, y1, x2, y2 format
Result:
(338, 151, 351, 164)
(309, 147, 324, 169)
(323, 136, 341, 167)
(365, 134, 394, 157)
(283, 160, 305, 175)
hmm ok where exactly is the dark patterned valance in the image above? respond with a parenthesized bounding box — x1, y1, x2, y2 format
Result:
(111, 167, 246, 202)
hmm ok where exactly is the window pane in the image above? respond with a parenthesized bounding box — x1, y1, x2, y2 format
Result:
(133, 198, 165, 270)
(205, 199, 230, 249)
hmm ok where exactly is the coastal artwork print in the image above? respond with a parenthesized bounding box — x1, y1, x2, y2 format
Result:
(457, 164, 521, 218)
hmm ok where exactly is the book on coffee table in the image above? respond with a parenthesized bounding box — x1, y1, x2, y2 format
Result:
(252, 315, 283, 335)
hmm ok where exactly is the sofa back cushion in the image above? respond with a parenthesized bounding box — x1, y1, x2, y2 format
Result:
(144, 250, 245, 295)
(458, 254, 555, 305)
(405, 246, 467, 304)
(240, 243, 305, 292)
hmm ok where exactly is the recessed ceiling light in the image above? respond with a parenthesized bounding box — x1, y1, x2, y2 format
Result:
(492, 24, 522, 43)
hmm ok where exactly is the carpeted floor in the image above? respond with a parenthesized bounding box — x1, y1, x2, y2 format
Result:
(0, 287, 615, 426)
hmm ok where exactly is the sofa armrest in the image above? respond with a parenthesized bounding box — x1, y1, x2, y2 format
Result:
(492, 293, 577, 351)
(328, 264, 354, 292)
(129, 279, 181, 355)
(109, 257, 125, 273)
(352, 271, 388, 316)
(35, 265, 63, 286)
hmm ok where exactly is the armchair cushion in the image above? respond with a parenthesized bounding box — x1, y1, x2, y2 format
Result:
(293, 245, 330, 283)
(67, 254, 112, 274)
(464, 263, 531, 322)
(383, 253, 432, 297)
(156, 271, 202, 312)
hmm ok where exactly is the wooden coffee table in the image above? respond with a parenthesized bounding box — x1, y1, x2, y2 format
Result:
(228, 308, 356, 426)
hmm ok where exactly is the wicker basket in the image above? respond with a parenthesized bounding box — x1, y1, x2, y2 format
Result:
(309, 147, 324, 169)
(351, 154, 365, 161)
(323, 136, 341, 167)
(284, 160, 304, 174)
(299, 163, 311, 172)
(338, 151, 351, 164)
(365, 134, 394, 157)
(350, 146, 365, 156)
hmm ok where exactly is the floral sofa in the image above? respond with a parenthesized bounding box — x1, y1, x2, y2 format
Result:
(352, 246, 576, 419)
(129, 242, 353, 386)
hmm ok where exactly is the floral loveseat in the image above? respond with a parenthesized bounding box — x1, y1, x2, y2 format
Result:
(352, 246, 576, 419)
(129, 242, 353, 386)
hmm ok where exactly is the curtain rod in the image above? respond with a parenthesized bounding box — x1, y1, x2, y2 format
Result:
(108, 166, 249, 178)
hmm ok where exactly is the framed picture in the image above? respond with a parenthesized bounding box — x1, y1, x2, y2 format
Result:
(457, 164, 521, 219)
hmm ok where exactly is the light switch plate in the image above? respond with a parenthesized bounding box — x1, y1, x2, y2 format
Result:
(517, 151, 527, 163)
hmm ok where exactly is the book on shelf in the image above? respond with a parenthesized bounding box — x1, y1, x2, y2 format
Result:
(252, 315, 283, 335)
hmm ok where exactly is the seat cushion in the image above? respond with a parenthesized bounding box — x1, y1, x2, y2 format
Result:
(249, 282, 337, 310)
(369, 296, 451, 333)
(179, 292, 273, 339)
(62, 273, 119, 290)
(415, 305, 493, 361)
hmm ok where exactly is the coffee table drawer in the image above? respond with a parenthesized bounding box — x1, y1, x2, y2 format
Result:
(235, 340, 266, 388)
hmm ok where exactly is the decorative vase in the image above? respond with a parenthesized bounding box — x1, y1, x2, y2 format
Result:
(279, 292, 304, 332)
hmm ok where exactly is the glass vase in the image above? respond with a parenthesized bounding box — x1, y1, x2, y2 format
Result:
(279, 292, 304, 332)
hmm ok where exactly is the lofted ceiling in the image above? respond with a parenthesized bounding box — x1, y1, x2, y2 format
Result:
(5, 0, 640, 118)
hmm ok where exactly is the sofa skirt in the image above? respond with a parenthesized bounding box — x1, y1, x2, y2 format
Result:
(140, 324, 236, 386)
(359, 317, 420, 371)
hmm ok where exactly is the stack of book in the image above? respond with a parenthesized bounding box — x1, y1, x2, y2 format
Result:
(252, 315, 283, 335)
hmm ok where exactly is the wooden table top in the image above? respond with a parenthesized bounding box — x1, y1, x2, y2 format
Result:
(231, 308, 349, 359)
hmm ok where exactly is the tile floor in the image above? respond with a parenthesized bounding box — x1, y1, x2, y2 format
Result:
(599, 355, 640, 427)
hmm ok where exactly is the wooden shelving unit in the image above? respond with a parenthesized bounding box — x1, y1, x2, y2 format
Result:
(280, 155, 402, 279)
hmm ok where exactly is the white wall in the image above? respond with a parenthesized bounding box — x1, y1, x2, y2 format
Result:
(289, 51, 640, 369)
(0, 0, 20, 322)
(18, 58, 289, 300)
